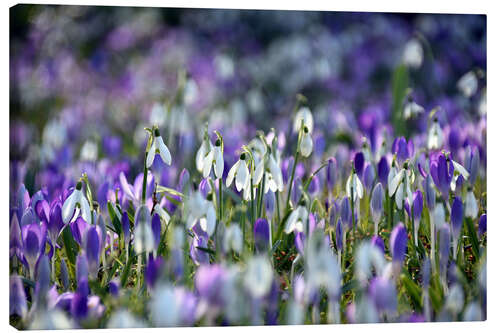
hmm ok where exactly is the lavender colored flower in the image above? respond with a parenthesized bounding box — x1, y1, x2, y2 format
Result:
(335, 218, 343, 252)
(254, 218, 270, 252)
(354, 152, 365, 177)
(371, 236, 385, 254)
(326, 157, 337, 191)
(377, 156, 389, 188)
(478, 213, 487, 237)
(145, 254, 164, 290)
(22, 222, 46, 279)
(85, 226, 101, 280)
(450, 196, 464, 240)
(195, 264, 226, 306)
(10, 275, 28, 318)
(430, 152, 454, 198)
(465, 145, 480, 185)
(369, 277, 397, 314)
(370, 183, 384, 234)
(390, 222, 407, 264)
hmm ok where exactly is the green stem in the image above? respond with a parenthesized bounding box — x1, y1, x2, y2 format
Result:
(286, 148, 300, 207)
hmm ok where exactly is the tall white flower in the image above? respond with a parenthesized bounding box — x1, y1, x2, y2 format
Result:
(388, 163, 413, 210)
(62, 182, 92, 224)
(299, 126, 313, 158)
(196, 131, 213, 173)
(146, 128, 172, 168)
(293, 107, 314, 133)
(254, 153, 284, 193)
(346, 170, 364, 202)
(465, 188, 478, 218)
(284, 204, 308, 234)
(427, 118, 443, 150)
(202, 139, 224, 179)
(185, 191, 216, 236)
(226, 154, 250, 192)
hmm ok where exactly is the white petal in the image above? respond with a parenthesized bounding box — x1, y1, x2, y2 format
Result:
(156, 137, 172, 165)
(269, 156, 284, 191)
(355, 174, 364, 199)
(389, 170, 404, 197)
(465, 191, 478, 218)
(79, 194, 92, 224)
(195, 144, 207, 172)
(395, 184, 404, 210)
(285, 210, 299, 234)
(452, 160, 470, 180)
(202, 150, 214, 178)
(62, 190, 78, 224)
(346, 174, 353, 199)
(254, 159, 264, 186)
(205, 205, 216, 236)
(155, 206, 171, 225)
(226, 161, 239, 188)
(214, 147, 224, 179)
(235, 161, 249, 192)
(300, 133, 313, 157)
(146, 140, 156, 168)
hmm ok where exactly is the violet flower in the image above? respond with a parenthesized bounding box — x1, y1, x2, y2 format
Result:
(390, 222, 407, 267)
(254, 218, 270, 252)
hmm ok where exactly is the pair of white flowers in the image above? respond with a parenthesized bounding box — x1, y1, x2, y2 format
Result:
(196, 135, 224, 179)
(185, 190, 217, 236)
(388, 163, 414, 210)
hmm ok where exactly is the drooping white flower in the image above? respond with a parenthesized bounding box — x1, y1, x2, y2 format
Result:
(150, 284, 181, 327)
(146, 128, 172, 168)
(293, 107, 314, 133)
(185, 191, 216, 236)
(153, 204, 171, 226)
(451, 159, 470, 180)
(62, 182, 92, 224)
(226, 154, 250, 192)
(427, 118, 444, 150)
(433, 203, 446, 230)
(254, 153, 284, 193)
(299, 127, 313, 158)
(402, 38, 423, 69)
(465, 188, 478, 218)
(346, 171, 364, 201)
(403, 99, 425, 120)
(284, 205, 308, 234)
(196, 133, 213, 173)
(388, 165, 413, 210)
(457, 71, 478, 98)
(202, 139, 224, 179)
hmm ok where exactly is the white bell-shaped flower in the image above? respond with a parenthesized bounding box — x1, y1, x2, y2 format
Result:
(226, 154, 250, 192)
(146, 128, 172, 168)
(254, 154, 284, 193)
(346, 171, 364, 201)
(202, 139, 224, 179)
(196, 134, 213, 173)
(223, 224, 243, 254)
(389, 165, 413, 210)
(293, 107, 314, 133)
(403, 99, 425, 119)
(185, 191, 216, 236)
(427, 118, 443, 150)
(457, 71, 478, 98)
(284, 205, 308, 234)
(402, 38, 423, 69)
(62, 182, 92, 224)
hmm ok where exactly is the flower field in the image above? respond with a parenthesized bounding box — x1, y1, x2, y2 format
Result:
(9, 6, 486, 329)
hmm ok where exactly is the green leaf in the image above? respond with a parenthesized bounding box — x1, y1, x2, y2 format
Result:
(465, 217, 480, 260)
(195, 246, 216, 255)
(156, 185, 184, 198)
(107, 201, 122, 236)
(62, 226, 77, 266)
(401, 274, 423, 311)
(120, 254, 134, 288)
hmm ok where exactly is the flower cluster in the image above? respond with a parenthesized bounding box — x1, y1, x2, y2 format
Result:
(10, 6, 486, 329)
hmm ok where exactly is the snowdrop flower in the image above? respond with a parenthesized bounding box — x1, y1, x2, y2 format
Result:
(427, 118, 444, 150)
(299, 126, 313, 158)
(196, 127, 213, 173)
(370, 183, 384, 234)
(202, 139, 224, 179)
(153, 204, 171, 226)
(185, 190, 216, 236)
(254, 152, 284, 193)
(62, 182, 92, 224)
(150, 284, 181, 327)
(226, 153, 250, 192)
(389, 161, 413, 210)
(402, 38, 423, 68)
(134, 205, 155, 254)
(346, 168, 364, 201)
(465, 187, 478, 218)
(284, 204, 308, 234)
(146, 128, 171, 168)
(457, 70, 478, 98)
(403, 97, 425, 120)
(293, 107, 314, 133)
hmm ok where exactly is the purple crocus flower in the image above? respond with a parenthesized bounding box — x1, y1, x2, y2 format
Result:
(369, 277, 397, 314)
(439, 224, 451, 274)
(85, 226, 101, 280)
(412, 190, 424, 245)
(178, 168, 191, 194)
(10, 215, 23, 260)
(195, 264, 226, 306)
(46, 203, 65, 245)
(308, 175, 320, 196)
(34, 255, 51, 306)
(363, 163, 375, 190)
(392, 137, 414, 165)
(145, 253, 164, 290)
(190, 235, 209, 266)
(326, 157, 337, 191)
(354, 152, 365, 177)
(335, 218, 343, 252)
(254, 218, 270, 252)
(76, 254, 89, 284)
(478, 213, 487, 237)
(108, 278, 120, 297)
(340, 196, 351, 229)
(294, 232, 305, 256)
(22, 223, 46, 279)
(121, 212, 130, 243)
(450, 196, 464, 241)
(377, 156, 389, 188)
(10, 275, 28, 318)
(71, 292, 88, 320)
(60, 258, 69, 291)
(151, 213, 162, 251)
(264, 190, 275, 216)
(430, 152, 454, 198)
(71, 217, 90, 247)
(424, 175, 436, 211)
(465, 145, 480, 185)
(390, 222, 407, 264)
(370, 183, 384, 234)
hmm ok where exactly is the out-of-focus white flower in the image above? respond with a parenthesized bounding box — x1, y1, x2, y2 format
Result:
(457, 71, 478, 98)
(433, 203, 446, 229)
(223, 224, 243, 254)
(346, 171, 364, 201)
(285, 204, 308, 234)
(183, 78, 199, 106)
(151, 285, 180, 327)
(355, 241, 387, 286)
(134, 205, 155, 254)
(150, 103, 167, 127)
(445, 284, 464, 314)
(107, 309, 145, 328)
(479, 90, 486, 115)
(146, 128, 172, 168)
(214, 54, 235, 79)
(196, 131, 213, 174)
(243, 256, 273, 298)
(403, 99, 425, 119)
(80, 140, 98, 162)
(226, 154, 250, 192)
(254, 153, 284, 193)
(463, 302, 483, 321)
(62, 182, 91, 224)
(465, 188, 478, 218)
(29, 309, 74, 330)
(427, 118, 444, 150)
(185, 191, 216, 236)
(294, 107, 314, 133)
(286, 300, 304, 325)
(402, 38, 423, 69)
